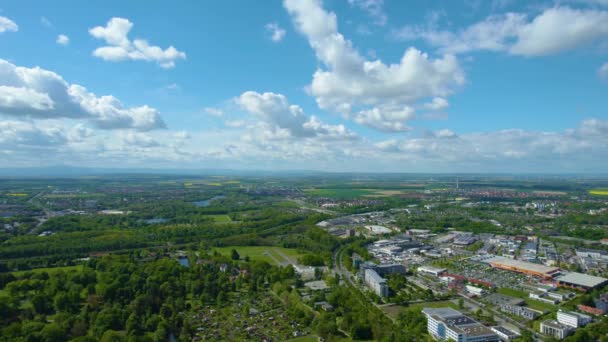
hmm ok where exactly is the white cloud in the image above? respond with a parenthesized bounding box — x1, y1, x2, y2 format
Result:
(0, 16, 18, 33)
(0, 59, 166, 131)
(396, 7, 608, 56)
(235, 90, 357, 140)
(89, 17, 186, 68)
(598, 62, 608, 79)
(204, 107, 224, 117)
(423, 97, 449, 111)
(354, 106, 415, 132)
(265, 22, 286, 42)
(283, 0, 463, 132)
(348, 0, 387, 26)
(56, 34, 70, 46)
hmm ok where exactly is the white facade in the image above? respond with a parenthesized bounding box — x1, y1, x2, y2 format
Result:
(557, 310, 592, 328)
(364, 268, 388, 297)
(540, 320, 572, 339)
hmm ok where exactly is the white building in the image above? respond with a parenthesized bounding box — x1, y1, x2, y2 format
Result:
(422, 308, 499, 342)
(490, 326, 520, 341)
(540, 320, 572, 339)
(364, 268, 388, 297)
(418, 265, 447, 277)
(466, 285, 485, 296)
(557, 310, 592, 328)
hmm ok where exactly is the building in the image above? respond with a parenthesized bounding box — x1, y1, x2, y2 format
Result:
(364, 268, 389, 297)
(484, 256, 560, 279)
(499, 304, 542, 320)
(576, 248, 608, 260)
(540, 320, 572, 339)
(466, 285, 485, 296)
(422, 308, 499, 342)
(557, 310, 592, 328)
(555, 272, 608, 291)
(375, 263, 406, 276)
(418, 265, 447, 277)
(577, 304, 605, 316)
(490, 326, 520, 341)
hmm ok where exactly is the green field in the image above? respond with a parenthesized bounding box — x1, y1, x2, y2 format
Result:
(205, 214, 233, 223)
(285, 335, 317, 342)
(213, 246, 304, 265)
(11, 265, 84, 276)
(497, 287, 529, 299)
(589, 188, 608, 196)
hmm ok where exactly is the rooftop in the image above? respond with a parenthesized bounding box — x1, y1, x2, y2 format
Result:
(484, 256, 560, 275)
(556, 272, 608, 288)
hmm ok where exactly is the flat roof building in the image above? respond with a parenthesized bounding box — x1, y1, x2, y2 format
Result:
(556, 272, 608, 291)
(540, 320, 572, 339)
(422, 308, 499, 342)
(484, 256, 560, 279)
(418, 265, 447, 277)
(490, 326, 520, 341)
(557, 310, 592, 328)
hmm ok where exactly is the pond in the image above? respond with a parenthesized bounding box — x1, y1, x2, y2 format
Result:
(192, 195, 225, 207)
(178, 256, 190, 268)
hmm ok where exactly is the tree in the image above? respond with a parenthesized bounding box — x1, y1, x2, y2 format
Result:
(40, 323, 65, 342)
(458, 298, 464, 309)
(230, 249, 240, 260)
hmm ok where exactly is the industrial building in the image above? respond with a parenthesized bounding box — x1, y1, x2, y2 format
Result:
(422, 308, 499, 342)
(484, 256, 561, 279)
(555, 272, 608, 291)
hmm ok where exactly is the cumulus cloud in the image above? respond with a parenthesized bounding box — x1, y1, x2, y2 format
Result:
(348, 0, 387, 26)
(283, 0, 463, 131)
(423, 97, 449, 111)
(395, 7, 608, 56)
(0, 16, 18, 33)
(235, 91, 357, 140)
(0, 59, 166, 131)
(89, 17, 186, 68)
(265, 22, 286, 42)
(56, 34, 69, 46)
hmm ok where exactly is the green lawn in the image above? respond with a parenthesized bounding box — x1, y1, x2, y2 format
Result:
(204, 214, 232, 223)
(213, 246, 305, 265)
(12, 265, 84, 276)
(497, 287, 529, 299)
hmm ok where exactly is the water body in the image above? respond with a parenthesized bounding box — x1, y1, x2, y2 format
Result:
(192, 195, 225, 207)
(178, 257, 190, 267)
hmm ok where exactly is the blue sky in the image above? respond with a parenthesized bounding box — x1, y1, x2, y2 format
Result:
(0, 0, 607, 172)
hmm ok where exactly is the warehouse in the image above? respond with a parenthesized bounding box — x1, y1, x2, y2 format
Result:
(555, 272, 608, 291)
(484, 256, 560, 279)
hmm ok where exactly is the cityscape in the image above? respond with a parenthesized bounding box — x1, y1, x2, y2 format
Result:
(1, 0, 608, 341)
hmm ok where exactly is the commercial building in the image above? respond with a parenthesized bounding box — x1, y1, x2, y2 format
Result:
(540, 320, 572, 339)
(422, 308, 499, 342)
(364, 268, 389, 297)
(555, 272, 608, 291)
(556, 310, 592, 328)
(490, 326, 520, 341)
(499, 304, 542, 320)
(484, 256, 560, 279)
(418, 265, 447, 277)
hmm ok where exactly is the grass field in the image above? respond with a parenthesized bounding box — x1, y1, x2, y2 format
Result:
(383, 300, 459, 319)
(497, 287, 529, 299)
(44, 193, 104, 198)
(205, 214, 232, 223)
(589, 188, 608, 196)
(213, 246, 304, 265)
(12, 265, 84, 276)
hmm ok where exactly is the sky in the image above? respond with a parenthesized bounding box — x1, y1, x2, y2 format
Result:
(0, 0, 607, 173)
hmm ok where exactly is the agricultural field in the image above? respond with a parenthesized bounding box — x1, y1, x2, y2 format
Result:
(590, 188, 608, 196)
